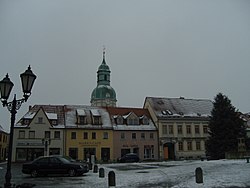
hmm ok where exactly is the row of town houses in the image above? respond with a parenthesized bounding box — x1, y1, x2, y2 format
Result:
(3, 51, 250, 162)
(11, 97, 213, 162)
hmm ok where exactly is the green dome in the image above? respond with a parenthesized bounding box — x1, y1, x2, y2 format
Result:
(91, 85, 116, 100)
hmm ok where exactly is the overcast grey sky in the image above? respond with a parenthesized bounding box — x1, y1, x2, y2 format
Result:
(0, 0, 250, 132)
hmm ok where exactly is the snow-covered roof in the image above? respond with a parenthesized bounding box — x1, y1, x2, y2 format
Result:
(23, 111, 36, 119)
(65, 105, 112, 128)
(15, 105, 65, 128)
(105, 107, 157, 131)
(76, 109, 86, 116)
(46, 112, 57, 120)
(145, 97, 213, 118)
(90, 109, 101, 116)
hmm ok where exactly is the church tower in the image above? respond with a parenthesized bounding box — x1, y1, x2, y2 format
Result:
(91, 50, 117, 107)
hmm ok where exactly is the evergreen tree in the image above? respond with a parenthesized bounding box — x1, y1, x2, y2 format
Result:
(206, 93, 246, 159)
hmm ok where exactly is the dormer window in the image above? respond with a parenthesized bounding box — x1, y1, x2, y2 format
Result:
(23, 119, 30, 125)
(91, 109, 102, 125)
(79, 116, 87, 125)
(116, 116, 123, 125)
(127, 117, 139, 125)
(142, 116, 149, 125)
(51, 120, 58, 125)
(76, 109, 87, 125)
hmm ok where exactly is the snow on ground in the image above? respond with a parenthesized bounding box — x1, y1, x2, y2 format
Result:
(1, 159, 249, 188)
(83, 159, 250, 188)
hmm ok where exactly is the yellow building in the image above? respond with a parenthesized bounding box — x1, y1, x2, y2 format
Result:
(0, 125, 8, 162)
(65, 105, 114, 162)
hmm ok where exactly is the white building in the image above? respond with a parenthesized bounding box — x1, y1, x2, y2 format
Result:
(12, 105, 65, 162)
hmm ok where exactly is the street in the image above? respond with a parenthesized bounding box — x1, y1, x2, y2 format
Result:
(1, 159, 250, 188)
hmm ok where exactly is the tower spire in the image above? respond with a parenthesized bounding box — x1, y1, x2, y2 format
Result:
(102, 46, 106, 64)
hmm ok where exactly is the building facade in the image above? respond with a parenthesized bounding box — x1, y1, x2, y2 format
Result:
(106, 107, 159, 161)
(0, 125, 8, 162)
(12, 105, 65, 162)
(144, 97, 213, 160)
(64, 105, 114, 162)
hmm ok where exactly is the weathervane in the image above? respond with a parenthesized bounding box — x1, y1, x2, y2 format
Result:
(103, 45, 106, 59)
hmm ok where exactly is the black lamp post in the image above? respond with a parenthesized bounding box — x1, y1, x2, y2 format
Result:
(0, 66, 36, 188)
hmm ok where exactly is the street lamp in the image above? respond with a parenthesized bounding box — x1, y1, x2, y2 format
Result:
(42, 138, 51, 156)
(0, 66, 36, 188)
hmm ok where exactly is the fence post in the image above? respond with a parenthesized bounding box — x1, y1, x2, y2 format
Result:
(195, 167, 203, 184)
(93, 164, 98, 173)
(108, 171, 116, 187)
(99, 167, 105, 178)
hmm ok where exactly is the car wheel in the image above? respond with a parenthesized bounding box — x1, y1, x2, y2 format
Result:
(31, 170, 38, 178)
(68, 169, 76, 177)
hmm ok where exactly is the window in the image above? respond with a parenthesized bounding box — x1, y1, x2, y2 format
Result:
(150, 133, 154, 139)
(162, 125, 168, 134)
(178, 142, 183, 151)
(196, 141, 201, 150)
(83, 132, 88, 139)
(203, 125, 208, 134)
(45, 131, 51, 139)
(121, 132, 125, 139)
(195, 125, 200, 134)
(168, 125, 173, 134)
(29, 131, 35, 139)
(141, 133, 145, 139)
(117, 116, 123, 124)
(19, 131, 25, 139)
(187, 141, 192, 151)
(51, 120, 57, 125)
(177, 125, 182, 134)
(103, 132, 108, 139)
(38, 117, 43, 124)
(186, 125, 191, 134)
(79, 116, 86, 125)
(93, 117, 101, 125)
(92, 132, 96, 139)
(128, 118, 139, 125)
(71, 132, 76, 139)
(142, 117, 149, 125)
(132, 133, 136, 139)
(54, 131, 60, 139)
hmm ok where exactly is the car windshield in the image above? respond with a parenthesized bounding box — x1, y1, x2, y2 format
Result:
(58, 157, 71, 164)
(63, 156, 77, 162)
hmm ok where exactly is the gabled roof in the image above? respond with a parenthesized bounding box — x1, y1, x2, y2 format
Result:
(106, 106, 151, 117)
(144, 97, 213, 118)
(15, 105, 65, 127)
(105, 106, 157, 131)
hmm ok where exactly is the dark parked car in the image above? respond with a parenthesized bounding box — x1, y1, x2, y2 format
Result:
(22, 156, 88, 177)
(118, 153, 140, 163)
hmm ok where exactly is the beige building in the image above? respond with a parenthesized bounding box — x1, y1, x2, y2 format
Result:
(12, 105, 65, 162)
(106, 107, 159, 161)
(144, 97, 212, 160)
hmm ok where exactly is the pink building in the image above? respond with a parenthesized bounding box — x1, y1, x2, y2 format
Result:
(106, 107, 159, 161)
